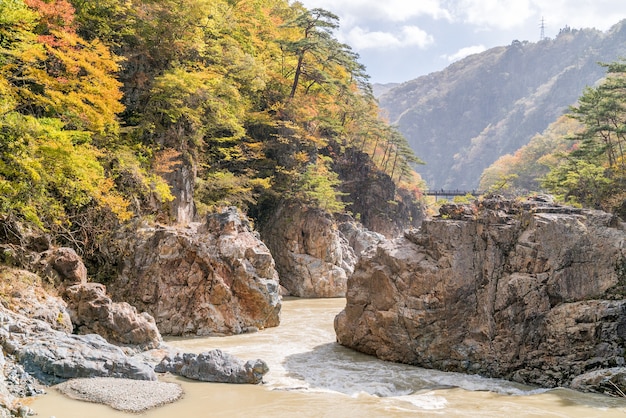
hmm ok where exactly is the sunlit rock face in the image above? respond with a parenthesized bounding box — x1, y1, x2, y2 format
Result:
(109, 208, 281, 336)
(260, 202, 356, 298)
(336, 196, 626, 391)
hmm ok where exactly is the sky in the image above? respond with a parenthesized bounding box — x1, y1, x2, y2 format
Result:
(296, 0, 626, 84)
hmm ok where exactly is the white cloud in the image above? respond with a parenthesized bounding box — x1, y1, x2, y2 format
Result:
(298, 0, 452, 23)
(451, 0, 536, 29)
(531, 0, 626, 32)
(448, 0, 626, 33)
(344, 26, 435, 50)
(443, 44, 487, 62)
(296, 0, 626, 82)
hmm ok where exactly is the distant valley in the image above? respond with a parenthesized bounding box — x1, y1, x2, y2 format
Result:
(376, 20, 626, 189)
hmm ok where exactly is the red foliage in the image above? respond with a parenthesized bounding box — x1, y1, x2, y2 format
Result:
(24, 0, 76, 33)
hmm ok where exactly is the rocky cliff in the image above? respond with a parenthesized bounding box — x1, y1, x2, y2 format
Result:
(0, 209, 279, 415)
(260, 202, 386, 298)
(335, 196, 626, 391)
(260, 202, 355, 298)
(108, 208, 281, 335)
(332, 146, 424, 237)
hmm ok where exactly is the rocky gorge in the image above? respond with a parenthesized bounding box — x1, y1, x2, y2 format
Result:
(0, 202, 387, 415)
(335, 196, 626, 394)
(260, 202, 385, 298)
(2, 196, 626, 415)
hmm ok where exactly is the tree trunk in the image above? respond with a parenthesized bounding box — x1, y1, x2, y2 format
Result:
(290, 53, 305, 98)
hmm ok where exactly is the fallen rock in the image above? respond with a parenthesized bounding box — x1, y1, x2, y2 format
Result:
(155, 349, 268, 384)
(64, 283, 161, 349)
(108, 208, 281, 336)
(335, 197, 626, 392)
(260, 202, 355, 297)
(56, 377, 183, 412)
(37, 247, 87, 289)
(570, 368, 626, 397)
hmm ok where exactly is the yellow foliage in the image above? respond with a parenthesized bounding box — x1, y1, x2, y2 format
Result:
(294, 151, 310, 164)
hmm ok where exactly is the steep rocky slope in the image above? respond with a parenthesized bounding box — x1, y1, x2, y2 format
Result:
(379, 21, 626, 189)
(259, 202, 385, 297)
(331, 146, 425, 237)
(335, 196, 626, 391)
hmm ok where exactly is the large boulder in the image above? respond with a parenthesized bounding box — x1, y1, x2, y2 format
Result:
(38, 247, 88, 289)
(260, 202, 356, 298)
(155, 349, 268, 384)
(64, 283, 161, 349)
(335, 197, 626, 391)
(108, 208, 281, 336)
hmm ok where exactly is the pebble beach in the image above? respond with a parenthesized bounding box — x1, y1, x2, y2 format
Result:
(55, 377, 183, 413)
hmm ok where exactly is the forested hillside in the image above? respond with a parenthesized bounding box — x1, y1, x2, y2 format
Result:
(481, 60, 626, 217)
(379, 21, 626, 189)
(0, 0, 423, 260)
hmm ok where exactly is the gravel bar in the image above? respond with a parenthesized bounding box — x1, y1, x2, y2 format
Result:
(55, 377, 183, 412)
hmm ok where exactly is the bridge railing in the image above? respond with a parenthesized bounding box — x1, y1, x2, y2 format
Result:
(424, 189, 482, 197)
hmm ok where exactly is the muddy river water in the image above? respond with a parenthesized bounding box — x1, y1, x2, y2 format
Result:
(31, 298, 626, 417)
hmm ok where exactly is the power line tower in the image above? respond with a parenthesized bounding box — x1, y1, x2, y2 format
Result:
(540, 16, 546, 41)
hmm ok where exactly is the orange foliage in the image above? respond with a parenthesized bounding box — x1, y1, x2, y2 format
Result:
(153, 148, 183, 176)
(9, 12, 124, 134)
(25, 0, 76, 40)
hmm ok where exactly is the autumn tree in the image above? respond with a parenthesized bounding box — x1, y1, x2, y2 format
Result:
(0, 0, 131, 249)
(65, 0, 425, 222)
(480, 115, 580, 193)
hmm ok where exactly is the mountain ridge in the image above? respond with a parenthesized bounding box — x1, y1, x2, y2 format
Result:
(379, 20, 626, 189)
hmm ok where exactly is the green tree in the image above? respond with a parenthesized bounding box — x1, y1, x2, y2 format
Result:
(280, 7, 359, 99)
(542, 60, 626, 213)
(291, 155, 346, 213)
(0, 112, 130, 229)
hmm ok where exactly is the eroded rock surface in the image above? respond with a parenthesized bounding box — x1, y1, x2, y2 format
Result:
(260, 202, 356, 297)
(338, 218, 386, 257)
(64, 283, 161, 349)
(2, 257, 162, 349)
(155, 349, 268, 384)
(109, 208, 281, 335)
(0, 307, 156, 384)
(335, 197, 626, 391)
